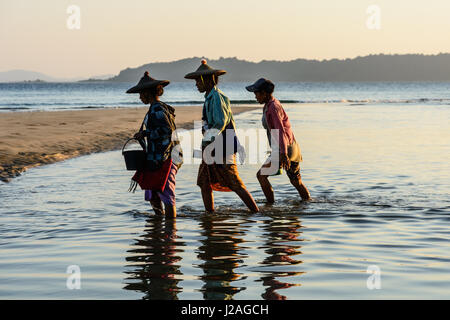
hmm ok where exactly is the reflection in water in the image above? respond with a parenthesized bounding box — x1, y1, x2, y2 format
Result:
(258, 215, 304, 300)
(123, 216, 184, 299)
(196, 214, 248, 300)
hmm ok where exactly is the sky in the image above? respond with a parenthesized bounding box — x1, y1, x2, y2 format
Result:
(1, 0, 450, 78)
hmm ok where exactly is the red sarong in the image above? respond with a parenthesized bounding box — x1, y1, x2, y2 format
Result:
(132, 159, 172, 192)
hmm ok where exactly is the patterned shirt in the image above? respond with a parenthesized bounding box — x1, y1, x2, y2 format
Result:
(143, 101, 182, 167)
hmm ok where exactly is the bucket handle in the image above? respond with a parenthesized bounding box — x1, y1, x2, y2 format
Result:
(122, 138, 145, 155)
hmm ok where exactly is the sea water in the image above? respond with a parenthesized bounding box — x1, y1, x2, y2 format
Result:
(0, 84, 449, 299)
(1, 81, 450, 112)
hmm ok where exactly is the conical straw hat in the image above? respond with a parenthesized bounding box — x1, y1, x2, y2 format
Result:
(126, 71, 170, 93)
(184, 59, 227, 79)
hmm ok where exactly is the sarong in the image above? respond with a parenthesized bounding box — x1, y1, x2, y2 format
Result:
(145, 162, 178, 206)
(197, 155, 245, 192)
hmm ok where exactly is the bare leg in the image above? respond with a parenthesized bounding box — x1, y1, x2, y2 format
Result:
(234, 187, 259, 213)
(164, 204, 176, 219)
(257, 170, 275, 204)
(200, 186, 215, 213)
(149, 193, 165, 216)
(290, 177, 311, 201)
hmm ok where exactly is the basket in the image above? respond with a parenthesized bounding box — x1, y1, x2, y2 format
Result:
(122, 138, 146, 171)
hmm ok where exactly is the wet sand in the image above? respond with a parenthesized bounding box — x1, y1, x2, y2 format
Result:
(0, 106, 259, 182)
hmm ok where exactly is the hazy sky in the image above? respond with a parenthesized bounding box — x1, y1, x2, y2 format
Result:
(1, 0, 450, 78)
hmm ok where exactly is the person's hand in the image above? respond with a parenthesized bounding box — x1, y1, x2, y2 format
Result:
(134, 131, 144, 140)
(280, 153, 290, 170)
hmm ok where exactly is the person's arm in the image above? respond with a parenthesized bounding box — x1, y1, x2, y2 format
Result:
(267, 105, 288, 155)
(210, 94, 230, 133)
(267, 105, 291, 169)
(134, 112, 147, 139)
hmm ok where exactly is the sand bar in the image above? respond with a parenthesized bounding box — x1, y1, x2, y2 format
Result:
(0, 106, 259, 182)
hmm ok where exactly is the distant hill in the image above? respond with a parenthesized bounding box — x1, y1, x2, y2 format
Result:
(108, 54, 450, 82)
(78, 74, 115, 82)
(0, 70, 60, 82)
(0, 70, 113, 83)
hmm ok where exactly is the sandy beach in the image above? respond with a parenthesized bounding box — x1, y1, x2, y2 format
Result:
(0, 106, 259, 182)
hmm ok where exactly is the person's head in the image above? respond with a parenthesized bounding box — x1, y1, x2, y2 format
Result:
(185, 59, 226, 93)
(126, 71, 169, 103)
(254, 89, 273, 104)
(139, 84, 164, 104)
(194, 74, 219, 93)
(246, 78, 275, 104)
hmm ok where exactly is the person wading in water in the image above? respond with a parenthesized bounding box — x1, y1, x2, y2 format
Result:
(246, 78, 311, 203)
(127, 71, 183, 218)
(185, 60, 259, 213)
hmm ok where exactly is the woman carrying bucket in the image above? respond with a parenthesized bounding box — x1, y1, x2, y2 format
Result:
(126, 71, 183, 218)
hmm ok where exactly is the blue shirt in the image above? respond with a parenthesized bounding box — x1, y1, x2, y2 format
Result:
(202, 86, 237, 146)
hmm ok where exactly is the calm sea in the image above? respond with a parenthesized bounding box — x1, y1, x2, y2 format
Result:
(1, 81, 450, 111)
(0, 82, 449, 299)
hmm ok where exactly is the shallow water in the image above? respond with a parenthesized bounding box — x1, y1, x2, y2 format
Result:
(1, 103, 449, 299)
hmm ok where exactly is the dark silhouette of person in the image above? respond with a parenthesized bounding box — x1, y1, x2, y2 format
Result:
(196, 214, 248, 300)
(258, 215, 305, 300)
(123, 216, 184, 299)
